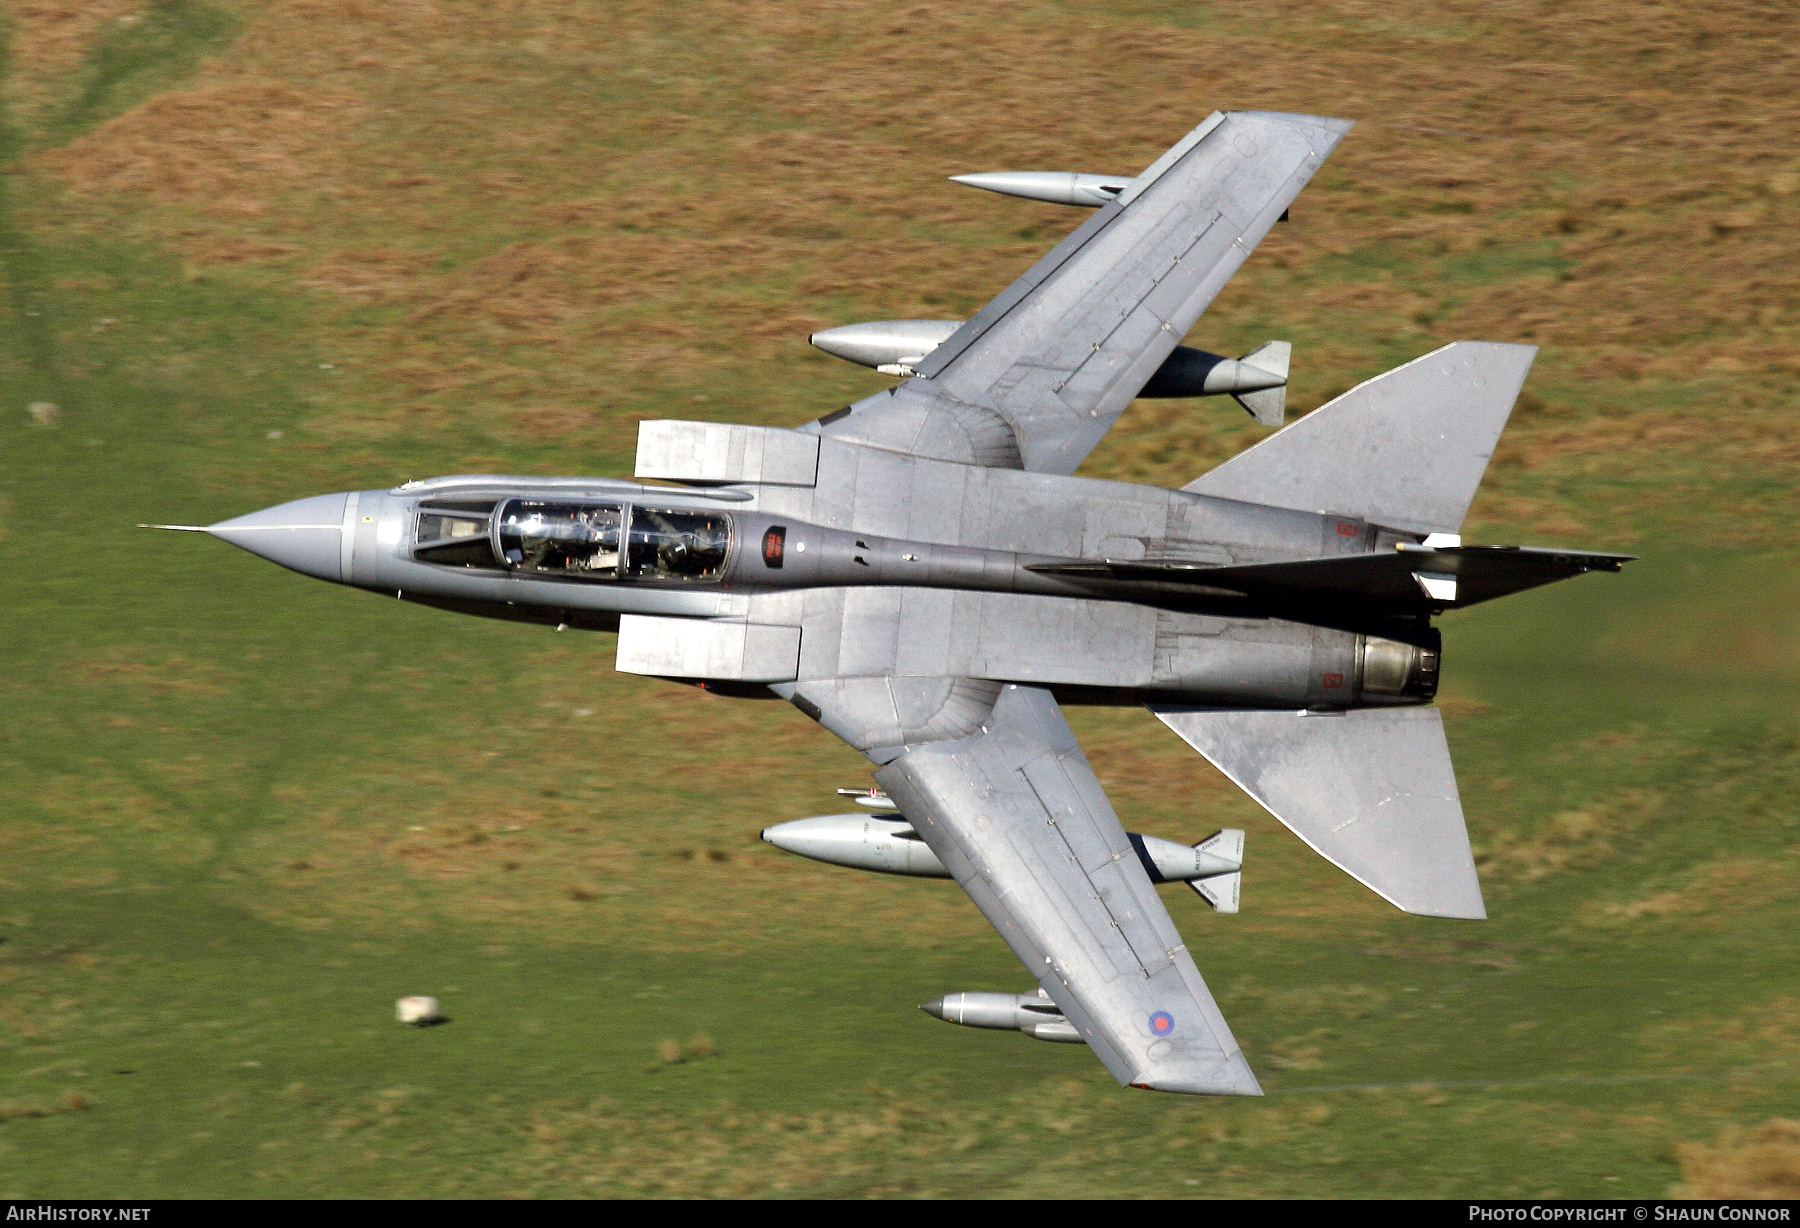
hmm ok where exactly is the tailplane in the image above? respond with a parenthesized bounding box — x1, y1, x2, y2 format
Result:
(1184, 341, 1536, 537)
(1147, 705, 1484, 919)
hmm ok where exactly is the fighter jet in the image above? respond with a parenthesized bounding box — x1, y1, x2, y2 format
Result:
(154, 111, 1631, 1096)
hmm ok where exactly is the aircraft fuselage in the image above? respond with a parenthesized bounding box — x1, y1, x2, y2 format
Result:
(203, 439, 1441, 717)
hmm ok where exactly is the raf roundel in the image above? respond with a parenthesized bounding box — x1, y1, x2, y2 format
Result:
(1149, 1011, 1175, 1037)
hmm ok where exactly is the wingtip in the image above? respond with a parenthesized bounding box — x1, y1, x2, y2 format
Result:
(1236, 110, 1355, 137)
(1130, 1065, 1264, 1097)
(1397, 896, 1487, 921)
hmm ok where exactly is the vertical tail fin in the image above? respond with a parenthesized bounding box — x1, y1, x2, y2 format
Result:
(1184, 341, 1536, 536)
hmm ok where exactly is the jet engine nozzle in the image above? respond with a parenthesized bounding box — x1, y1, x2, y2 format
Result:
(1359, 631, 1441, 703)
(949, 171, 1131, 208)
(920, 990, 1085, 1043)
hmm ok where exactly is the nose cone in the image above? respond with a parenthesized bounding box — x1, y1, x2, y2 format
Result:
(918, 997, 948, 1022)
(208, 492, 350, 582)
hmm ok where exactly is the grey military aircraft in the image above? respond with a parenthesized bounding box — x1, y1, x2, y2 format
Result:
(154, 111, 1631, 1096)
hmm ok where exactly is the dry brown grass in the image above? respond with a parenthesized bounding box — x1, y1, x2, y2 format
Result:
(1580, 857, 1800, 926)
(72, 647, 235, 697)
(1641, 995, 1800, 1078)
(340, 1074, 1354, 1198)
(0, 1091, 94, 1120)
(19, 0, 1800, 539)
(1673, 1118, 1800, 1199)
(43, 81, 362, 218)
(8, 1, 146, 76)
(1473, 790, 1662, 884)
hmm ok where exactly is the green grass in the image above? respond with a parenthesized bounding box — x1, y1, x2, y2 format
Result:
(47, 2, 236, 141)
(0, 0, 1796, 1199)
(1, 229, 1793, 1193)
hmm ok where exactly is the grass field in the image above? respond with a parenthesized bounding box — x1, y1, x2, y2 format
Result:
(0, 0, 1797, 1199)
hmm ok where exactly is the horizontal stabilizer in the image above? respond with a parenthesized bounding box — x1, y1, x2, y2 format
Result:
(1030, 544, 1634, 615)
(1147, 705, 1485, 919)
(1185, 341, 1537, 535)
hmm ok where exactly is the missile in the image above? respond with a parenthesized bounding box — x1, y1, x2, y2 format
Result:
(1141, 340, 1290, 426)
(919, 988, 1085, 1043)
(1163, 828, 1244, 914)
(761, 814, 1244, 911)
(948, 171, 1132, 208)
(809, 320, 1288, 422)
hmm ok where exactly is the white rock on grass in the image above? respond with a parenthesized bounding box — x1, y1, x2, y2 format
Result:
(27, 402, 59, 426)
(397, 995, 445, 1026)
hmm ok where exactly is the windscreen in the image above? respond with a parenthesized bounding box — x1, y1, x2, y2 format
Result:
(625, 506, 731, 581)
(496, 500, 623, 578)
(415, 499, 500, 568)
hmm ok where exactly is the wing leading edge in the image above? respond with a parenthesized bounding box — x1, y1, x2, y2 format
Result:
(812, 110, 1352, 475)
(874, 684, 1261, 1096)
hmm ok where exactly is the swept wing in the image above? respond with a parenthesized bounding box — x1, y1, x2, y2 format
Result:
(812, 110, 1352, 474)
(873, 683, 1260, 1095)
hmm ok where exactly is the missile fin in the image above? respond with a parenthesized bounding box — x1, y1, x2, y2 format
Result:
(1231, 341, 1290, 425)
(1194, 828, 1245, 868)
(1190, 871, 1241, 914)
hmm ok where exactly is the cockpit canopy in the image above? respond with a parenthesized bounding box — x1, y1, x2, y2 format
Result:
(622, 505, 731, 580)
(414, 500, 499, 568)
(500, 500, 622, 576)
(412, 497, 731, 583)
